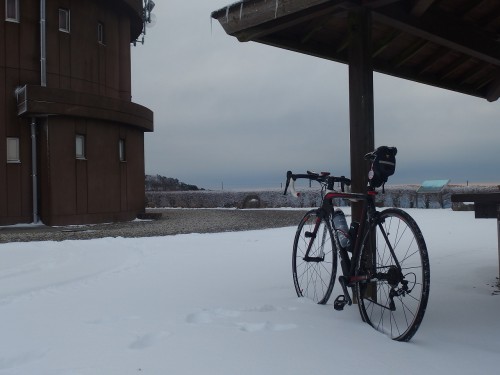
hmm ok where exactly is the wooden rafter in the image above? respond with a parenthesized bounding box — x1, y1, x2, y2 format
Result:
(372, 29, 401, 57)
(416, 47, 449, 75)
(411, 0, 438, 17)
(372, 6, 500, 66)
(392, 39, 430, 68)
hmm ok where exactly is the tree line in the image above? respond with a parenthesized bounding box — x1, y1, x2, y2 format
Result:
(145, 174, 202, 191)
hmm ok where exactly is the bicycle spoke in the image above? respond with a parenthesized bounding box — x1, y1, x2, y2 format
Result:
(356, 209, 430, 341)
(293, 210, 337, 304)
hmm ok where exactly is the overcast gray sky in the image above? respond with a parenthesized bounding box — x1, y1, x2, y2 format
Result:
(131, 1, 500, 190)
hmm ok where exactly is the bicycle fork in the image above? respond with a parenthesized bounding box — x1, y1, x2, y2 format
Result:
(303, 215, 328, 262)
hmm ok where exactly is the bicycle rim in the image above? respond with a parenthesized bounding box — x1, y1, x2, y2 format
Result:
(292, 210, 337, 304)
(356, 208, 430, 341)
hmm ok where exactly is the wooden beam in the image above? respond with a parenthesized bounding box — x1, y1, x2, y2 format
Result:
(486, 76, 500, 102)
(451, 192, 500, 204)
(362, 0, 402, 7)
(372, 29, 400, 57)
(439, 55, 472, 81)
(300, 12, 339, 44)
(372, 5, 500, 67)
(372, 57, 488, 99)
(392, 39, 430, 68)
(459, 64, 492, 86)
(417, 47, 450, 75)
(475, 73, 496, 91)
(457, 0, 489, 19)
(348, 8, 374, 221)
(411, 0, 437, 17)
(336, 33, 352, 53)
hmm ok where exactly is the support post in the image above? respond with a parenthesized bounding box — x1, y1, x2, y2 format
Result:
(348, 8, 375, 221)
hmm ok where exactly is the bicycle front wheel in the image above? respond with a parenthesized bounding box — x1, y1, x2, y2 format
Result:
(355, 208, 430, 341)
(292, 209, 337, 304)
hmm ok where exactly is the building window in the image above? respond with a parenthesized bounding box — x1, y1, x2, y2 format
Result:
(5, 0, 19, 22)
(118, 139, 126, 161)
(75, 134, 86, 159)
(97, 22, 105, 44)
(6, 137, 20, 163)
(59, 8, 70, 32)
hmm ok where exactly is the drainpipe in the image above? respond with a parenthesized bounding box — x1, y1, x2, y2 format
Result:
(31, 118, 38, 223)
(40, 0, 46, 87)
(29, 0, 46, 223)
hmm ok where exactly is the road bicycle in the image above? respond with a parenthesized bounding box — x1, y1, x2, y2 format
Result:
(284, 147, 430, 341)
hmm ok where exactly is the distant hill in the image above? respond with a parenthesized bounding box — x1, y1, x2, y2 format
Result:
(145, 175, 202, 191)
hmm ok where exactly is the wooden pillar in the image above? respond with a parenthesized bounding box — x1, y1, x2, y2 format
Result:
(348, 8, 374, 221)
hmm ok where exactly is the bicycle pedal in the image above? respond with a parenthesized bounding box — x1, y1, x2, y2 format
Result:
(333, 295, 348, 311)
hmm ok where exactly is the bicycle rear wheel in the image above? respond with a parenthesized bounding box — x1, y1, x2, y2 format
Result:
(355, 208, 430, 341)
(292, 209, 337, 304)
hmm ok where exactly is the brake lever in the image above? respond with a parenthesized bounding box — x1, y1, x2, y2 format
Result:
(283, 171, 292, 195)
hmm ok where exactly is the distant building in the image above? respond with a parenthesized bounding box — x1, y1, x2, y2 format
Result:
(1, 0, 153, 226)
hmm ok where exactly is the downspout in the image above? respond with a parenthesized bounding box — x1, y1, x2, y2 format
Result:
(30, 0, 46, 223)
(31, 118, 38, 223)
(40, 0, 46, 87)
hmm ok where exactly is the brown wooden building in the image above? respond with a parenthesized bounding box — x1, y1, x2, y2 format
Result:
(1, 0, 153, 226)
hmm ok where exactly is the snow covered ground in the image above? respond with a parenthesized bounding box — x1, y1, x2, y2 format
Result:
(0, 209, 499, 374)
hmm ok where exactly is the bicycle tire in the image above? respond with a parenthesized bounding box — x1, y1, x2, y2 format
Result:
(292, 209, 338, 304)
(355, 208, 430, 341)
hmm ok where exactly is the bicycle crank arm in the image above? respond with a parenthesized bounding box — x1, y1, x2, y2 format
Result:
(338, 276, 353, 305)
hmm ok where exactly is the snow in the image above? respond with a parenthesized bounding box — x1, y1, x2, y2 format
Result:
(0, 209, 499, 374)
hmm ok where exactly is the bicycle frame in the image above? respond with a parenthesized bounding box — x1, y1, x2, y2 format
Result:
(304, 187, 401, 306)
(287, 147, 429, 341)
(285, 170, 409, 303)
(317, 191, 367, 293)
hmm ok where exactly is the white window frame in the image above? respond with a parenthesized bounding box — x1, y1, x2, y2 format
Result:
(59, 8, 70, 33)
(6, 137, 20, 163)
(118, 139, 126, 162)
(97, 22, 105, 45)
(5, 0, 19, 22)
(75, 134, 86, 159)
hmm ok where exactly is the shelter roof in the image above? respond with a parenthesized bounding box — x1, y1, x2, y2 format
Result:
(212, 0, 500, 101)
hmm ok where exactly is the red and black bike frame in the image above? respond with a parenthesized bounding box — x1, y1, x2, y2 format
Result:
(285, 171, 402, 306)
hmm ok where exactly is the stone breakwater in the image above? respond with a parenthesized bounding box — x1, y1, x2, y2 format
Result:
(146, 184, 500, 210)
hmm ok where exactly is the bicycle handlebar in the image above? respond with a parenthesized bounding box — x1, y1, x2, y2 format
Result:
(285, 147, 396, 197)
(284, 170, 351, 197)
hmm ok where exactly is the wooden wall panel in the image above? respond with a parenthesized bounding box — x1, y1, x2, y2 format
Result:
(19, 1, 38, 72)
(126, 128, 145, 212)
(47, 118, 77, 216)
(86, 122, 120, 214)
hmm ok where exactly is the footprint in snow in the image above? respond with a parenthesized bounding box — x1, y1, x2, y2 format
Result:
(186, 306, 297, 333)
(237, 321, 297, 332)
(186, 308, 242, 324)
(128, 331, 171, 350)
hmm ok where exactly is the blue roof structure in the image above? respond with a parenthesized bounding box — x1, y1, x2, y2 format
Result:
(416, 180, 450, 193)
